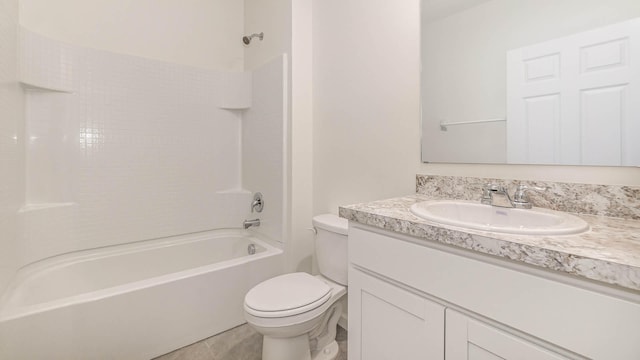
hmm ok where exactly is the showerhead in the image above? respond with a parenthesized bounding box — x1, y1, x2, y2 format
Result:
(242, 32, 264, 45)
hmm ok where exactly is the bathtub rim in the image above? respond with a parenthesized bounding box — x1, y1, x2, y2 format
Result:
(0, 228, 282, 321)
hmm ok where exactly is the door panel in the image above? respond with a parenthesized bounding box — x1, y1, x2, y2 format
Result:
(507, 17, 640, 165)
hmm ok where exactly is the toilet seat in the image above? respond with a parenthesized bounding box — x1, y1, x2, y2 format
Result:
(245, 272, 332, 318)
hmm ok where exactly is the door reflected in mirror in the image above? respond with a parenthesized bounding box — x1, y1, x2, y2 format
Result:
(420, 0, 640, 166)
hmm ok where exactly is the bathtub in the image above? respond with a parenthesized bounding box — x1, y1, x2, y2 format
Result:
(0, 229, 283, 359)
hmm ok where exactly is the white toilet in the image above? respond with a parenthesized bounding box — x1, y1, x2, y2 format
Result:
(243, 214, 348, 360)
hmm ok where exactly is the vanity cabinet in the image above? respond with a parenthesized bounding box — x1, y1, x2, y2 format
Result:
(445, 309, 567, 360)
(348, 224, 640, 360)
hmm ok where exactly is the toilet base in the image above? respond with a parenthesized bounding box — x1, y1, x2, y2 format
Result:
(312, 340, 339, 360)
(262, 334, 311, 360)
(262, 335, 340, 360)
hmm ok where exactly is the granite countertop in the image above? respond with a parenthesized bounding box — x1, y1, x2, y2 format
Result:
(339, 194, 640, 292)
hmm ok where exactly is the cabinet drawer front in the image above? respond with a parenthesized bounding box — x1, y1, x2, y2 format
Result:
(349, 225, 640, 359)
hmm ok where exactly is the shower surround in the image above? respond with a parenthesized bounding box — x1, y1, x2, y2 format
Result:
(0, 29, 288, 358)
(19, 29, 253, 262)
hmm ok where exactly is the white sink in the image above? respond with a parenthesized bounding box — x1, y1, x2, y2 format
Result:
(409, 200, 589, 235)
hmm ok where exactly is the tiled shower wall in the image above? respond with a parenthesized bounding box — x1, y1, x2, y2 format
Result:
(0, 0, 24, 295)
(16, 30, 285, 268)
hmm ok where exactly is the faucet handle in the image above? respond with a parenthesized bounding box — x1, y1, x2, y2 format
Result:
(480, 183, 494, 204)
(512, 184, 547, 208)
(251, 192, 264, 213)
(481, 183, 507, 205)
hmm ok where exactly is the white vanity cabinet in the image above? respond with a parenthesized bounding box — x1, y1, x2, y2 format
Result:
(348, 224, 640, 360)
(445, 309, 568, 360)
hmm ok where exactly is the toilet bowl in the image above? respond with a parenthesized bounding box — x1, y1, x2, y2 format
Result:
(243, 214, 348, 360)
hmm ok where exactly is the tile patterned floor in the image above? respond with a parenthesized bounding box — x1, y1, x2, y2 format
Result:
(154, 324, 347, 360)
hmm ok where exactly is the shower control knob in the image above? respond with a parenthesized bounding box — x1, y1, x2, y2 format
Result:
(251, 192, 264, 213)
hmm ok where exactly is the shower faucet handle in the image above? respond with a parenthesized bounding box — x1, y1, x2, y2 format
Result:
(251, 192, 264, 213)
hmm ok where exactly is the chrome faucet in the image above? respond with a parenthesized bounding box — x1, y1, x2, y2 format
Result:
(243, 219, 260, 229)
(481, 183, 547, 209)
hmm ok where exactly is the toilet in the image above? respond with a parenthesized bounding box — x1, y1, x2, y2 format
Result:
(243, 214, 348, 360)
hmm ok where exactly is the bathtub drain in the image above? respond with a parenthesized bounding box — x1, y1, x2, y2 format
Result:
(248, 243, 256, 255)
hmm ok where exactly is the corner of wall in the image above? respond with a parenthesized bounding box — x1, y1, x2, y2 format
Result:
(0, 0, 25, 295)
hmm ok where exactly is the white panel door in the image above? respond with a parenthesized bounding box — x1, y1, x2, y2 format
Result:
(348, 268, 445, 360)
(445, 309, 569, 360)
(507, 17, 640, 165)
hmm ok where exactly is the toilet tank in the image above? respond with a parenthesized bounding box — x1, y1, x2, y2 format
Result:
(313, 214, 348, 286)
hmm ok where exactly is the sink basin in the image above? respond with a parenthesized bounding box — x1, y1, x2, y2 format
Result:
(409, 200, 589, 235)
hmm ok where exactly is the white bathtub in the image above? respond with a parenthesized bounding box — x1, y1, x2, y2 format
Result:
(0, 229, 283, 359)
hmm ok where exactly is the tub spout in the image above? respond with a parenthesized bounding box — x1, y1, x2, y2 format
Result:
(243, 219, 260, 229)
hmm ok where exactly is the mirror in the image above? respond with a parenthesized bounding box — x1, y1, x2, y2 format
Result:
(421, 0, 640, 166)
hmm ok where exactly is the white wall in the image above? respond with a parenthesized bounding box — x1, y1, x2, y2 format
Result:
(312, 0, 640, 218)
(290, 0, 314, 272)
(19, 0, 244, 71)
(244, 0, 292, 71)
(312, 0, 422, 214)
(0, 0, 24, 295)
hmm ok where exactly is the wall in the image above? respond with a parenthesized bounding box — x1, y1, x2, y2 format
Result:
(312, 0, 640, 218)
(244, 0, 292, 71)
(312, 0, 422, 214)
(19, 0, 244, 71)
(290, 0, 314, 272)
(0, 0, 24, 295)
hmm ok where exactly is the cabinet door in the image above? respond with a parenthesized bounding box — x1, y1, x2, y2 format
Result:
(349, 268, 445, 360)
(445, 309, 568, 360)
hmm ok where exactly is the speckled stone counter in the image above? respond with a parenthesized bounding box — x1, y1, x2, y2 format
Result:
(339, 176, 640, 292)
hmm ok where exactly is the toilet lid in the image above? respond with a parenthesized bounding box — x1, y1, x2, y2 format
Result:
(245, 273, 332, 317)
